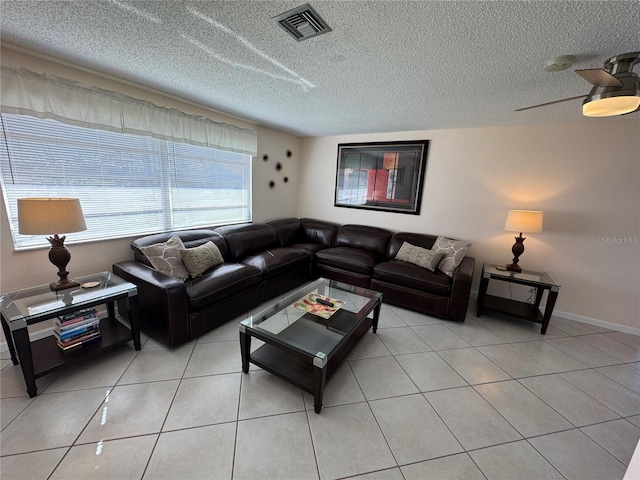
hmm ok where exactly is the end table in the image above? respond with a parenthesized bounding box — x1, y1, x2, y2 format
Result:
(0, 272, 141, 397)
(476, 263, 560, 334)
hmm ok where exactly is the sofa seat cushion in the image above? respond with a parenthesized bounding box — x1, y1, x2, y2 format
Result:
(315, 247, 379, 275)
(242, 247, 310, 278)
(186, 263, 262, 311)
(373, 260, 451, 296)
(290, 242, 328, 256)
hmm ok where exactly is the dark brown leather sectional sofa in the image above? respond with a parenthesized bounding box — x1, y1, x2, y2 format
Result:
(113, 218, 475, 347)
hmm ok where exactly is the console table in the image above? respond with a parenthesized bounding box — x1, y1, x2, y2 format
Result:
(476, 263, 560, 334)
(0, 272, 140, 397)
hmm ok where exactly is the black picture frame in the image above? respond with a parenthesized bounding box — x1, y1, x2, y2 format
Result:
(334, 140, 429, 215)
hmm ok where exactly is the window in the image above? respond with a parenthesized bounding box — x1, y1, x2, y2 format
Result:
(0, 113, 252, 249)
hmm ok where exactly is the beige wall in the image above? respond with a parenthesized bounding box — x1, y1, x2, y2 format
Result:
(0, 49, 300, 343)
(297, 120, 640, 332)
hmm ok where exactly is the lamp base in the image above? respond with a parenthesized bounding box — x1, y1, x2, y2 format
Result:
(47, 234, 78, 292)
(50, 279, 80, 291)
(506, 233, 526, 274)
(505, 263, 522, 273)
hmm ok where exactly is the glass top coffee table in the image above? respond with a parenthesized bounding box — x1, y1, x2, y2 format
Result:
(239, 277, 382, 413)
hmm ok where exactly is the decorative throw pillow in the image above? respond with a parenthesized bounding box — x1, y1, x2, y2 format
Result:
(181, 241, 224, 278)
(140, 235, 189, 280)
(432, 236, 472, 277)
(395, 242, 443, 272)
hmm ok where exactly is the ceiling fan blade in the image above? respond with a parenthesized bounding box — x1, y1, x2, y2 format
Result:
(575, 68, 623, 87)
(515, 95, 587, 112)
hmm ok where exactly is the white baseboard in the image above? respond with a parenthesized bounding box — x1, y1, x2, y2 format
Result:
(549, 309, 640, 336)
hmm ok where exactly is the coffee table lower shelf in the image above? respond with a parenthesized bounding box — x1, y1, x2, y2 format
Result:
(251, 344, 321, 394)
(31, 319, 134, 379)
(482, 294, 544, 324)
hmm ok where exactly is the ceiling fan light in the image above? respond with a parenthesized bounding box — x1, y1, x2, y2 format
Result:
(583, 95, 640, 117)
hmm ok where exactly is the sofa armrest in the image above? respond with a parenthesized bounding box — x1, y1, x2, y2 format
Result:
(448, 256, 475, 321)
(112, 261, 190, 347)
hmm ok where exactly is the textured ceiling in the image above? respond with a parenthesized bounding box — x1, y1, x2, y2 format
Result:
(1, 1, 639, 137)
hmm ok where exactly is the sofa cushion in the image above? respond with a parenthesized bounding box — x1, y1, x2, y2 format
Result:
(334, 224, 393, 257)
(395, 242, 442, 271)
(290, 242, 328, 255)
(181, 241, 224, 278)
(140, 235, 189, 280)
(186, 263, 263, 311)
(373, 260, 451, 296)
(242, 247, 309, 278)
(131, 230, 228, 266)
(315, 247, 379, 275)
(300, 218, 340, 247)
(267, 218, 302, 247)
(215, 223, 278, 260)
(432, 236, 472, 277)
(386, 232, 438, 259)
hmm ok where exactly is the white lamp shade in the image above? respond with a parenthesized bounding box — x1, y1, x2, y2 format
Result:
(504, 210, 543, 234)
(18, 198, 87, 235)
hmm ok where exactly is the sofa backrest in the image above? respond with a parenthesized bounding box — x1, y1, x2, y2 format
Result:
(334, 224, 393, 257)
(214, 223, 279, 260)
(266, 218, 302, 247)
(300, 218, 339, 247)
(131, 229, 229, 266)
(386, 232, 438, 259)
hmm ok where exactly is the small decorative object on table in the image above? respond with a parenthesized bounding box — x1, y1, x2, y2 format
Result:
(293, 293, 346, 319)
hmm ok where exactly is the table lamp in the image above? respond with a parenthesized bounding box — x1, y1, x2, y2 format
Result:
(18, 198, 87, 291)
(504, 210, 543, 273)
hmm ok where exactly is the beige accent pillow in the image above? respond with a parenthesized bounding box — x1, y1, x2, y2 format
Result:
(140, 235, 189, 280)
(181, 241, 224, 278)
(432, 236, 472, 277)
(395, 242, 442, 272)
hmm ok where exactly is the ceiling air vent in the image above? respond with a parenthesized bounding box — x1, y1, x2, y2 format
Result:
(272, 4, 332, 42)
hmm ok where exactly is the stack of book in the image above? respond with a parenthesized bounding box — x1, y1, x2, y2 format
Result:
(54, 308, 101, 350)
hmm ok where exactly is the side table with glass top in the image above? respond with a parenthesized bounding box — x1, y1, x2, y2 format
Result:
(0, 272, 141, 397)
(476, 263, 560, 334)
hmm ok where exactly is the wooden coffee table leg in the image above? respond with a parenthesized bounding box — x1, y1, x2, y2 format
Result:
(239, 326, 251, 373)
(372, 301, 382, 333)
(476, 272, 489, 317)
(13, 326, 37, 397)
(541, 287, 559, 334)
(1, 314, 18, 365)
(313, 352, 328, 413)
(313, 364, 327, 414)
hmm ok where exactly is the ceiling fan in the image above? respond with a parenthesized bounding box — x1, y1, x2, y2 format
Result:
(516, 52, 640, 117)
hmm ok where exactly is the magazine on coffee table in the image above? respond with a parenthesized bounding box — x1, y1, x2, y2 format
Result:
(293, 292, 346, 319)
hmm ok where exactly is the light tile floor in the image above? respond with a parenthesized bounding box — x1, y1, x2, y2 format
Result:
(1, 301, 639, 480)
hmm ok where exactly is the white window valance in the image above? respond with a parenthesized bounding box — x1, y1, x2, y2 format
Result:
(0, 65, 257, 156)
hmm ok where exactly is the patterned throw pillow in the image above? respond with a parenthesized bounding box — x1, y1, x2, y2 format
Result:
(181, 241, 224, 278)
(432, 236, 472, 277)
(395, 242, 443, 272)
(140, 235, 189, 280)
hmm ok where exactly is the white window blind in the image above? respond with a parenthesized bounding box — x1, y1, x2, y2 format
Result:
(0, 113, 251, 249)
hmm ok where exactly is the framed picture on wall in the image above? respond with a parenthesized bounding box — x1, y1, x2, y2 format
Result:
(334, 140, 429, 214)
